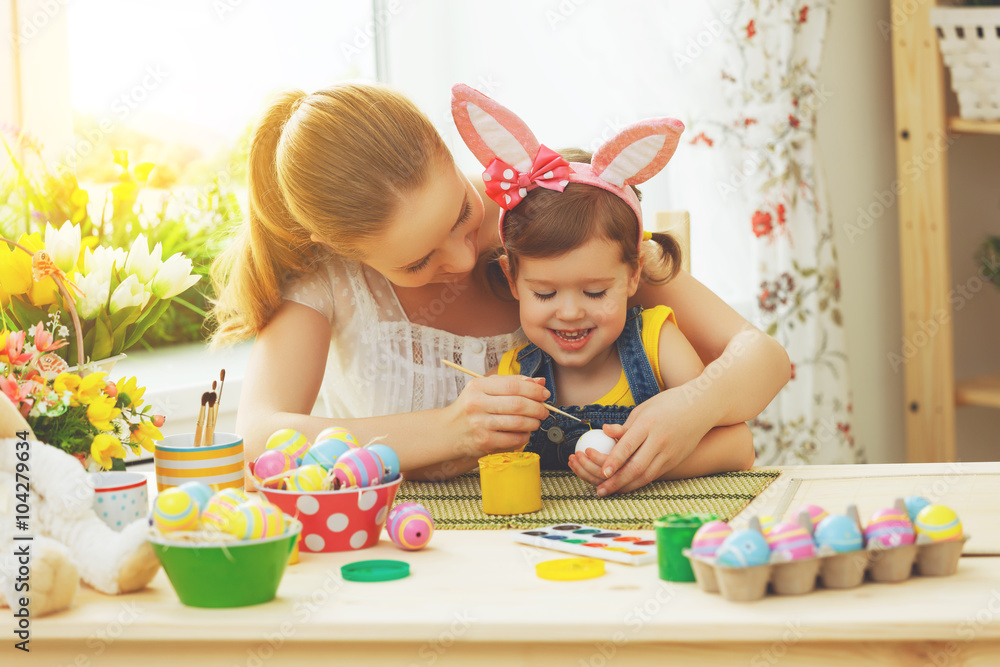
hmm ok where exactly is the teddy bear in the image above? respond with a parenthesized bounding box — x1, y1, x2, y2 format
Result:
(0, 393, 161, 617)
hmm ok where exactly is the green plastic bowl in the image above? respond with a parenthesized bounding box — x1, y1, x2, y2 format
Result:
(148, 520, 301, 608)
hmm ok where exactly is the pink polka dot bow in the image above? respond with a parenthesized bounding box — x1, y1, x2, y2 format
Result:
(483, 145, 572, 211)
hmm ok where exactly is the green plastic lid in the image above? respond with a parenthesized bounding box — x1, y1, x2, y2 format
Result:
(341, 559, 410, 582)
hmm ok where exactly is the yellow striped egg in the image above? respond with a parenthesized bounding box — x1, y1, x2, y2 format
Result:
(265, 428, 311, 460)
(200, 488, 248, 531)
(285, 464, 327, 492)
(314, 426, 359, 449)
(153, 488, 200, 533)
(914, 504, 963, 542)
(224, 502, 287, 540)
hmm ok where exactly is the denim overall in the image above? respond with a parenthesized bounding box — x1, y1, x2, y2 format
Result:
(516, 306, 661, 470)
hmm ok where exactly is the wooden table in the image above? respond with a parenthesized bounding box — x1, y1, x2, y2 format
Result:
(10, 462, 1000, 666)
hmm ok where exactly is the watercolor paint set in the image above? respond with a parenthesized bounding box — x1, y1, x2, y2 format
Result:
(513, 524, 657, 565)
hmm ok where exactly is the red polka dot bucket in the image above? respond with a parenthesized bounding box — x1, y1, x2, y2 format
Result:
(256, 475, 402, 552)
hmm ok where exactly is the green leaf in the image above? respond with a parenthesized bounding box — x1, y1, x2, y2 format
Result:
(766, 322, 778, 337)
(122, 298, 171, 350)
(8, 298, 47, 330)
(91, 310, 115, 360)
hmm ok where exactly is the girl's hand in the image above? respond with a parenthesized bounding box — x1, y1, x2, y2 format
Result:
(594, 388, 712, 496)
(441, 375, 551, 459)
(568, 448, 609, 486)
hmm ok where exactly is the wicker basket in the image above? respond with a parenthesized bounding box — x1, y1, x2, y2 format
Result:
(930, 7, 1000, 121)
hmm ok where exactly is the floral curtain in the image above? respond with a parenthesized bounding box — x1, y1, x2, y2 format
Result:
(666, 0, 860, 465)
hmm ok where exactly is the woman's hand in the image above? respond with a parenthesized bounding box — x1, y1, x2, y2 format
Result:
(591, 387, 713, 496)
(440, 375, 551, 460)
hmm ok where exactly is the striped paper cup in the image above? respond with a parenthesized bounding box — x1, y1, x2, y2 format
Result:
(155, 432, 245, 493)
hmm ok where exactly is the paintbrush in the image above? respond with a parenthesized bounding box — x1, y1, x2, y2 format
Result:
(204, 391, 218, 446)
(439, 358, 587, 424)
(194, 392, 209, 447)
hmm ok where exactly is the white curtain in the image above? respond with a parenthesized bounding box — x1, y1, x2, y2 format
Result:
(386, 0, 859, 465)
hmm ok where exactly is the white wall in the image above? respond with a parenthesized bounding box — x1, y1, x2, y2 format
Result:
(821, 1, 1000, 464)
(818, 1, 903, 463)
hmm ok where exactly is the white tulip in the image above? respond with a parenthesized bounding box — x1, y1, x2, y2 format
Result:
(75, 272, 111, 320)
(83, 246, 126, 284)
(109, 274, 151, 314)
(125, 234, 163, 285)
(44, 222, 82, 274)
(150, 253, 201, 299)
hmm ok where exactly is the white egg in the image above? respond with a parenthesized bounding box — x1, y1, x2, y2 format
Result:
(574, 430, 617, 456)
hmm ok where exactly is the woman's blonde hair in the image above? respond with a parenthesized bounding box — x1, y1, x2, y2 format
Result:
(209, 83, 449, 345)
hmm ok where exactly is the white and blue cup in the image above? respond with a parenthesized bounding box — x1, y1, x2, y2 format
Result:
(91, 471, 150, 531)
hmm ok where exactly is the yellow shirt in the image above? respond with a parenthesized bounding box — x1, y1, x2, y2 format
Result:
(496, 305, 676, 407)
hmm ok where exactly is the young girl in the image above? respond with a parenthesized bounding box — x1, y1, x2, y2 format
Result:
(452, 84, 755, 485)
(210, 82, 788, 496)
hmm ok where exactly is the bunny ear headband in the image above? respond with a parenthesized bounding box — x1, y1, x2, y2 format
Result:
(450, 83, 685, 250)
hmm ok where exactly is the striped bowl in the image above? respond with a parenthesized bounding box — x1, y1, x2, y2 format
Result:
(155, 433, 245, 493)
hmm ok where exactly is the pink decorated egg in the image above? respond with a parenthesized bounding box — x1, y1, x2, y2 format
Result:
(253, 449, 298, 487)
(690, 520, 732, 558)
(387, 502, 434, 550)
(865, 508, 916, 548)
(795, 504, 829, 530)
(332, 448, 383, 489)
(765, 521, 817, 561)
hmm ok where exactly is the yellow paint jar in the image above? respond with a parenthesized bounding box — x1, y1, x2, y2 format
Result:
(479, 452, 542, 515)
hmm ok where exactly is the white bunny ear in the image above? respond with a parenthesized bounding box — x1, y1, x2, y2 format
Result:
(592, 118, 685, 187)
(451, 84, 540, 171)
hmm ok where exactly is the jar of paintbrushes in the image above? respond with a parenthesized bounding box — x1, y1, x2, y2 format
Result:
(154, 370, 245, 492)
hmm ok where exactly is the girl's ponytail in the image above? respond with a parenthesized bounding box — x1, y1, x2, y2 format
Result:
(640, 231, 683, 286)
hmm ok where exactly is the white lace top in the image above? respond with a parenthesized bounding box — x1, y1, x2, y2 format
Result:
(282, 258, 527, 419)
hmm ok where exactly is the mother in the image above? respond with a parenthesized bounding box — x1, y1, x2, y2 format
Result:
(210, 83, 790, 495)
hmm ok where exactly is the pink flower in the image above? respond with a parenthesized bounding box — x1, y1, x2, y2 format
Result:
(689, 132, 714, 147)
(0, 374, 30, 405)
(31, 322, 68, 353)
(746, 19, 756, 38)
(152, 414, 166, 428)
(752, 210, 774, 238)
(1, 331, 32, 366)
(104, 381, 118, 399)
(799, 6, 809, 23)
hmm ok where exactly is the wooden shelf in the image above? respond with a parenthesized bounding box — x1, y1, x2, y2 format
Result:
(956, 374, 1000, 408)
(948, 117, 1000, 135)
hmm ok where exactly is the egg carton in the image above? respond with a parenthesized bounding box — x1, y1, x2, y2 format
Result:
(684, 504, 969, 602)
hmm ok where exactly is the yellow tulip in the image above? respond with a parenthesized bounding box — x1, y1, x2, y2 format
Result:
(90, 433, 126, 470)
(87, 395, 122, 430)
(115, 376, 146, 408)
(130, 421, 164, 453)
(0, 243, 32, 296)
(77, 372, 109, 406)
(54, 372, 83, 405)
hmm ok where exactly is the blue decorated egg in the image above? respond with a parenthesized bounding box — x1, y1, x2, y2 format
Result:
(715, 529, 770, 568)
(300, 439, 350, 470)
(176, 481, 214, 512)
(815, 514, 864, 553)
(903, 496, 931, 523)
(367, 444, 401, 483)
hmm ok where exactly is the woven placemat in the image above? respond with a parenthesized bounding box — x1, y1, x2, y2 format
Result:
(395, 469, 782, 530)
